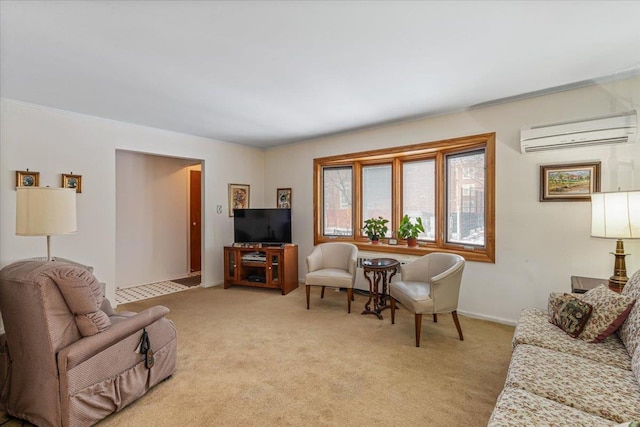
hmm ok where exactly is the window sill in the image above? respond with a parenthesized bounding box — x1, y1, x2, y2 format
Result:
(316, 238, 494, 263)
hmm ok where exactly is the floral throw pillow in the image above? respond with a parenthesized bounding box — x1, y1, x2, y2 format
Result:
(548, 293, 593, 338)
(578, 284, 636, 343)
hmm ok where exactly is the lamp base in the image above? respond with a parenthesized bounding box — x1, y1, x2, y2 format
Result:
(608, 239, 629, 292)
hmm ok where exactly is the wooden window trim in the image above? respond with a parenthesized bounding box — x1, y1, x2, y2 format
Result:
(313, 133, 495, 263)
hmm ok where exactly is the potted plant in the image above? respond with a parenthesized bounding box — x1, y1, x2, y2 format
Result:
(397, 214, 425, 247)
(363, 216, 389, 244)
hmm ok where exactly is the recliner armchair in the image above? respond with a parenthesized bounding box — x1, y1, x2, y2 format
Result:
(390, 253, 465, 347)
(0, 260, 177, 427)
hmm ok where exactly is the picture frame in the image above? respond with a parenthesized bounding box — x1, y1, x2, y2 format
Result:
(62, 174, 82, 193)
(540, 161, 601, 202)
(228, 183, 250, 216)
(15, 170, 40, 188)
(388, 238, 398, 245)
(277, 188, 292, 209)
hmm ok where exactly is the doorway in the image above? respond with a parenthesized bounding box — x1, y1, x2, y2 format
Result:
(190, 169, 201, 272)
(115, 151, 203, 291)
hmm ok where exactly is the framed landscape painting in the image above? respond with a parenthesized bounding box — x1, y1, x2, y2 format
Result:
(540, 162, 600, 202)
(228, 183, 250, 216)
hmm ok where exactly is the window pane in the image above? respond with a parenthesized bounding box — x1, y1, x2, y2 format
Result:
(362, 164, 392, 237)
(447, 150, 485, 246)
(323, 167, 353, 236)
(402, 160, 435, 240)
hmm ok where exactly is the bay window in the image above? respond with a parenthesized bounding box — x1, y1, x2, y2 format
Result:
(313, 133, 495, 263)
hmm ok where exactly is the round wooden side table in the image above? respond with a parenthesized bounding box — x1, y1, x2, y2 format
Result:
(361, 258, 399, 320)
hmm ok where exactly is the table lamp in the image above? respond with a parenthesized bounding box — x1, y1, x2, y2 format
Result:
(590, 190, 640, 291)
(16, 187, 77, 261)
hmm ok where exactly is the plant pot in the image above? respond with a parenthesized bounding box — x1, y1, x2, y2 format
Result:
(407, 237, 418, 247)
(371, 236, 380, 244)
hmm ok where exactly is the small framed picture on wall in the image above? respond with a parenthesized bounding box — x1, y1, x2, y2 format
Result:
(540, 162, 600, 202)
(228, 183, 250, 216)
(62, 174, 82, 193)
(15, 170, 40, 188)
(277, 188, 292, 209)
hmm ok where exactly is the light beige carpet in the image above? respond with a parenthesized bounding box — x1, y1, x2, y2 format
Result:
(3, 285, 515, 426)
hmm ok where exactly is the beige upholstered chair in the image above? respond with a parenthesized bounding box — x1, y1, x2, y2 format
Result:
(0, 260, 177, 427)
(305, 243, 358, 313)
(390, 253, 465, 347)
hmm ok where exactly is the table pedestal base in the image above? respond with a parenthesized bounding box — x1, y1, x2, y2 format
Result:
(361, 258, 399, 320)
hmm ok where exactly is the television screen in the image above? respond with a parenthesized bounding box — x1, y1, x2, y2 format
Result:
(233, 208, 292, 244)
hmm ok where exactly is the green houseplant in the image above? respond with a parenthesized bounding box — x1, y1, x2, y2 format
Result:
(397, 214, 425, 247)
(363, 216, 389, 244)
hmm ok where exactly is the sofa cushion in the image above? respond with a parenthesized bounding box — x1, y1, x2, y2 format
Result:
(579, 284, 636, 343)
(548, 293, 593, 338)
(619, 269, 640, 358)
(513, 308, 631, 370)
(487, 387, 612, 427)
(505, 344, 640, 423)
(633, 345, 640, 386)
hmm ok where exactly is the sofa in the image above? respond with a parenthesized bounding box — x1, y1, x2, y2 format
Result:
(488, 269, 640, 426)
(0, 260, 177, 427)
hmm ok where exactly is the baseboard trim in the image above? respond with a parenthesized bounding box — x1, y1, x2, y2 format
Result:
(201, 280, 224, 288)
(457, 309, 517, 327)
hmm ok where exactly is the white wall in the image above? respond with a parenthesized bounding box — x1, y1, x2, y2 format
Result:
(264, 76, 640, 325)
(0, 99, 265, 303)
(1, 77, 639, 324)
(116, 151, 196, 288)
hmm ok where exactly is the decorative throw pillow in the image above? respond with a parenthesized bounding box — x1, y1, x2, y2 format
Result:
(548, 293, 593, 338)
(578, 284, 636, 343)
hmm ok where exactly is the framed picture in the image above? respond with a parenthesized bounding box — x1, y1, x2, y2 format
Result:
(277, 188, 292, 209)
(540, 162, 601, 202)
(15, 170, 40, 188)
(228, 183, 250, 216)
(62, 174, 82, 193)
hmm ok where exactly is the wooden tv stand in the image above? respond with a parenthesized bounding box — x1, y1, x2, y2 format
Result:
(223, 244, 298, 295)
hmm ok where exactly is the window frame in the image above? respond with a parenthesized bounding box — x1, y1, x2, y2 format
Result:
(313, 133, 495, 263)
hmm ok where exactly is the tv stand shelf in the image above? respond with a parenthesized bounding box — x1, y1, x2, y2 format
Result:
(223, 245, 298, 295)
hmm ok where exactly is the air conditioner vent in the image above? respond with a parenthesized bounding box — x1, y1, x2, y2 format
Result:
(521, 110, 637, 154)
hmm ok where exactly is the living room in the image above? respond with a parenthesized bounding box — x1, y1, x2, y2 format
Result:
(3, 72, 639, 326)
(1, 1, 640, 426)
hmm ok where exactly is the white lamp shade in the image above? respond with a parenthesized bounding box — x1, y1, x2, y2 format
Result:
(591, 190, 640, 239)
(16, 187, 77, 236)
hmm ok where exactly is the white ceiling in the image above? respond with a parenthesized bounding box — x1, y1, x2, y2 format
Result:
(2, 1, 640, 148)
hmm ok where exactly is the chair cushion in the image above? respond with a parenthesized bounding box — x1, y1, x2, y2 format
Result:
(390, 280, 433, 314)
(305, 268, 354, 288)
(48, 265, 111, 337)
(578, 285, 635, 343)
(547, 293, 593, 338)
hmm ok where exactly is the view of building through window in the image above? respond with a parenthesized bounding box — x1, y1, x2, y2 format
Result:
(402, 159, 435, 240)
(447, 150, 485, 246)
(362, 164, 392, 237)
(322, 166, 353, 236)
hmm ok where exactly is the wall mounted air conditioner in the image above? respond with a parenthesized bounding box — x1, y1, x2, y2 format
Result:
(520, 110, 637, 154)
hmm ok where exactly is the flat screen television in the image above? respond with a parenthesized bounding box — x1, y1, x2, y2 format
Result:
(233, 208, 292, 244)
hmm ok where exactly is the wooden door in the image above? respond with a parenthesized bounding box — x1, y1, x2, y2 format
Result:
(190, 170, 202, 272)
